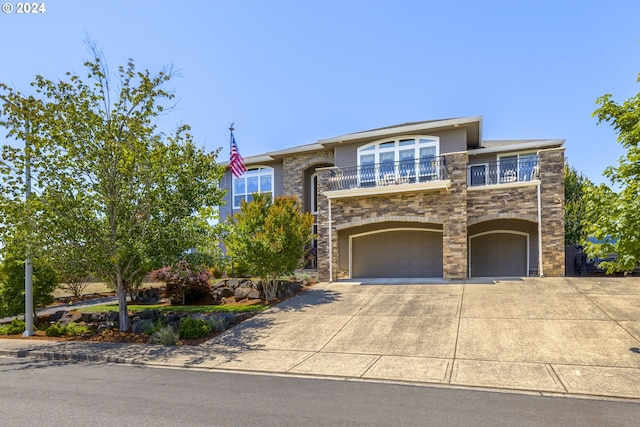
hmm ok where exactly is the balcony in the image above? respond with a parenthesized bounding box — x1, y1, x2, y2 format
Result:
(323, 156, 449, 199)
(467, 155, 539, 187)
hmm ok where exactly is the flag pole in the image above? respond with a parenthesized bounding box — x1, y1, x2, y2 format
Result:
(229, 122, 235, 279)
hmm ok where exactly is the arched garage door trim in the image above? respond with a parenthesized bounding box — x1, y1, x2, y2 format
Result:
(349, 227, 443, 278)
(469, 230, 529, 277)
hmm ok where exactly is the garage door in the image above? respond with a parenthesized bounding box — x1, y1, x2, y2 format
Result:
(351, 229, 443, 278)
(470, 232, 527, 277)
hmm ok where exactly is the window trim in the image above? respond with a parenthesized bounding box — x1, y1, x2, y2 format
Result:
(497, 151, 538, 183)
(357, 136, 440, 166)
(468, 163, 489, 186)
(232, 166, 274, 209)
(310, 171, 318, 214)
(357, 136, 440, 184)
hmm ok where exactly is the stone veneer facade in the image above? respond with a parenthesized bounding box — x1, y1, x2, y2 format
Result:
(314, 147, 565, 281)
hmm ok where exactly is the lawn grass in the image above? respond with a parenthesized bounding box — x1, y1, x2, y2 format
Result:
(77, 303, 268, 314)
(53, 282, 164, 299)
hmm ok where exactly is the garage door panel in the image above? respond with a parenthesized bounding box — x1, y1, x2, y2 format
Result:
(470, 233, 527, 277)
(352, 230, 443, 278)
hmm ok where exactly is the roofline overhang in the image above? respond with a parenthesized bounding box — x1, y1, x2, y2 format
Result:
(317, 116, 483, 145)
(219, 116, 487, 167)
(468, 139, 565, 155)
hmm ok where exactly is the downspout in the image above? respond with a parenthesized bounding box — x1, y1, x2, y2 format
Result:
(328, 198, 333, 283)
(537, 169, 544, 277)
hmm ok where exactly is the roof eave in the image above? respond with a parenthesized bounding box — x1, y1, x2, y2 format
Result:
(318, 116, 483, 145)
(468, 139, 565, 155)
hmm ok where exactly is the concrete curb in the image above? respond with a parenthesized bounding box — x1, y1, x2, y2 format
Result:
(2, 277, 640, 402)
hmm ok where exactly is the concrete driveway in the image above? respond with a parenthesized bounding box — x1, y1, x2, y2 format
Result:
(201, 276, 640, 399)
(1, 276, 639, 400)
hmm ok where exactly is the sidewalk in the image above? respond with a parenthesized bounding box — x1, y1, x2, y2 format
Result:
(2, 277, 640, 400)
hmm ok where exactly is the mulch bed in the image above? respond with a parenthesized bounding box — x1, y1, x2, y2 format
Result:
(3, 283, 313, 346)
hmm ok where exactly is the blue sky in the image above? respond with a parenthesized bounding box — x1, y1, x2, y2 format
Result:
(2, 0, 639, 184)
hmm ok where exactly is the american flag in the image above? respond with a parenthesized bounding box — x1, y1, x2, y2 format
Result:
(229, 134, 247, 178)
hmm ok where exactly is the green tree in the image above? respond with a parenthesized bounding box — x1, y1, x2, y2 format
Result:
(0, 256, 57, 319)
(0, 44, 225, 330)
(226, 193, 314, 301)
(55, 242, 93, 299)
(564, 163, 592, 246)
(583, 72, 640, 273)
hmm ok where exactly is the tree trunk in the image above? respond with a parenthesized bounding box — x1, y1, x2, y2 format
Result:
(116, 269, 130, 331)
(264, 278, 278, 302)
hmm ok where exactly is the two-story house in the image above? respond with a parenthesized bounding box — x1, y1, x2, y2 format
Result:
(219, 116, 565, 281)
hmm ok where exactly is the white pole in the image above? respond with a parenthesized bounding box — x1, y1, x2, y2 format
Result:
(0, 95, 34, 336)
(537, 178, 544, 278)
(23, 131, 34, 336)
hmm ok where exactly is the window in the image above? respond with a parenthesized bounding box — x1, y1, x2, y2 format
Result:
(233, 166, 274, 208)
(357, 136, 440, 184)
(469, 164, 488, 186)
(310, 172, 318, 214)
(498, 152, 538, 183)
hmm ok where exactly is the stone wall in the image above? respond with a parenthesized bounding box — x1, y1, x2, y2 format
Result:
(467, 186, 539, 224)
(441, 152, 468, 279)
(316, 153, 470, 281)
(316, 169, 335, 281)
(315, 147, 565, 280)
(282, 150, 334, 199)
(538, 147, 565, 276)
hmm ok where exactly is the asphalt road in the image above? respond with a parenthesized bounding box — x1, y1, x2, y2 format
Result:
(1, 357, 639, 426)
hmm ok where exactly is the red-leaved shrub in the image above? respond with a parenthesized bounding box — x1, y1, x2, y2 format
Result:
(150, 260, 213, 305)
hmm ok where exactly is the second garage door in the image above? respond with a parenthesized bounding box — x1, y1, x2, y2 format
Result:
(351, 229, 443, 278)
(470, 232, 528, 277)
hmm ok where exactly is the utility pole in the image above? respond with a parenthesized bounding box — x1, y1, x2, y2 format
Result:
(0, 95, 34, 336)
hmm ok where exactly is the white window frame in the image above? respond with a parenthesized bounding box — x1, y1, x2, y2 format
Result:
(357, 136, 440, 184)
(232, 166, 274, 209)
(497, 151, 538, 183)
(310, 172, 318, 214)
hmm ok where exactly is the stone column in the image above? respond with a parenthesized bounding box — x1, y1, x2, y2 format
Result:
(442, 152, 468, 280)
(538, 147, 565, 276)
(316, 167, 336, 281)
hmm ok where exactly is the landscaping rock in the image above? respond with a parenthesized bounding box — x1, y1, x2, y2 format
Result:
(234, 287, 251, 300)
(48, 310, 66, 323)
(132, 288, 161, 304)
(227, 278, 240, 289)
(137, 309, 160, 320)
(131, 320, 147, 334)
(211, 281, 227, 290)
(96, 321, 117, 332)
(80, 312, 94, 323)
(247, 289, 261, 300)
(59, 311, 83, 325)
(218, 287, 235, 298)
(277, 281, 300, 299)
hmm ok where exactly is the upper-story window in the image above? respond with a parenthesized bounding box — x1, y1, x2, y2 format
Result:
(497, 152, 538, 182)
(357, 136, 440, 183)
(233, 166, 274, 209)
(467, 152, 539, 187)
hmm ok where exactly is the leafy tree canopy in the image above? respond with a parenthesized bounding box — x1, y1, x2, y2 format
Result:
(583, 72, 640, 273)
(564, 163, 592, 246)
(225, 193, 314, 301)
(0, 42, 226, 329)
